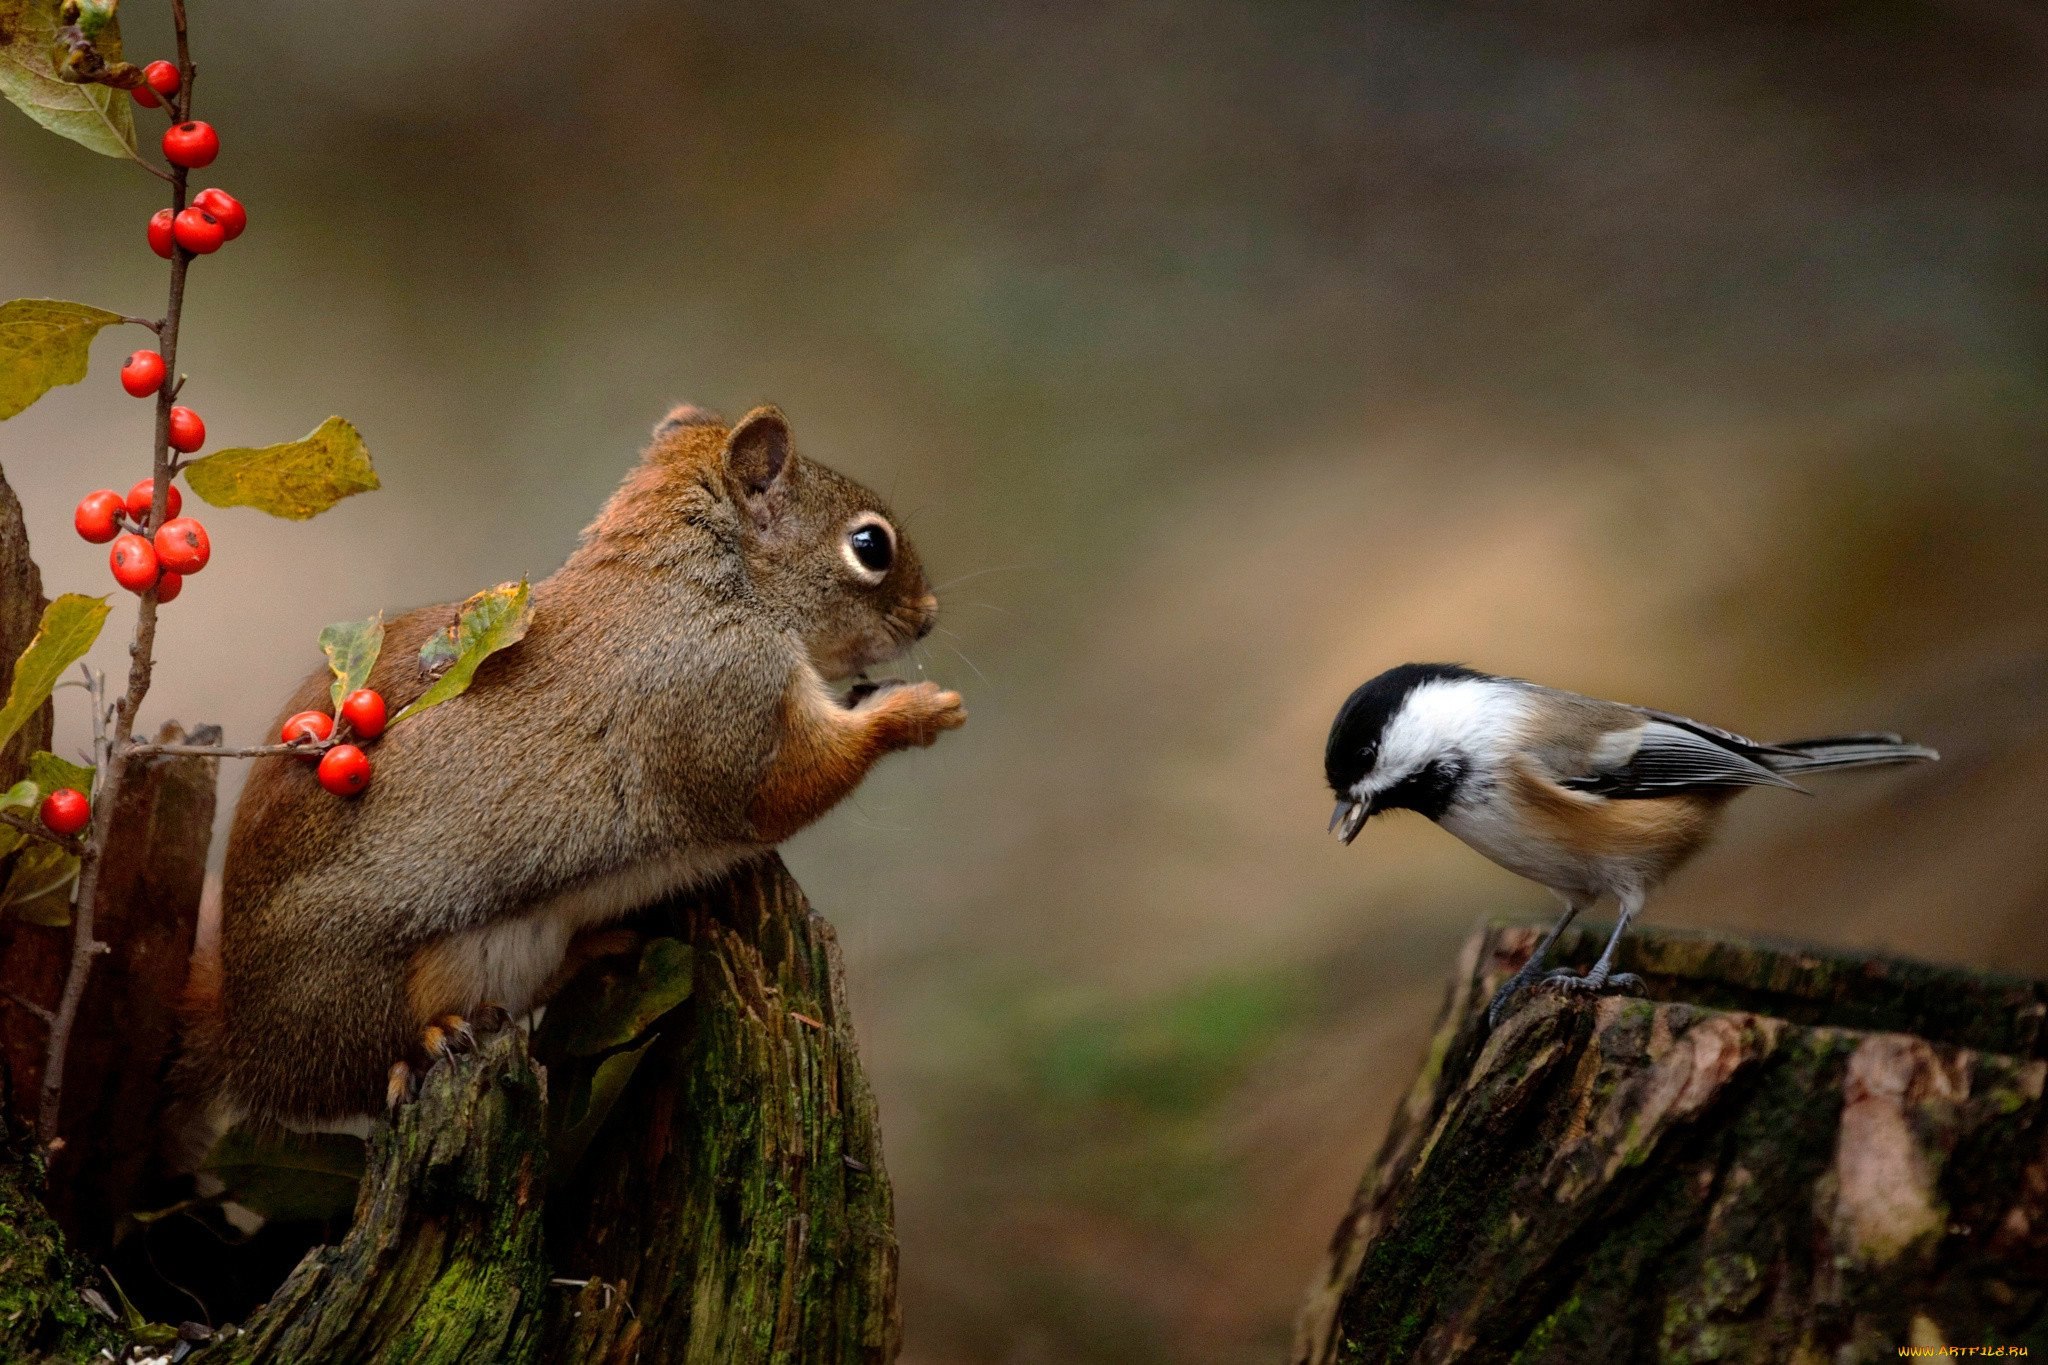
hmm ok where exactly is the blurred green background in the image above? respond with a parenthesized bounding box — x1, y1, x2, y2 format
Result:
(4, 2, 2045, 1359)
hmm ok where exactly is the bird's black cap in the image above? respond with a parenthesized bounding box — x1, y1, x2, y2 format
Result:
(1324, 662, 1485, 793)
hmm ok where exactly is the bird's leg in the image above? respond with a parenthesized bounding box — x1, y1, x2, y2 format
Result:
(1487, 895, 1585, 1026)
(1544, 889, 1646, 996)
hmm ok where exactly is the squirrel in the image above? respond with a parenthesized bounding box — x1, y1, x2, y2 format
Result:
(185, 404, 965, 1127)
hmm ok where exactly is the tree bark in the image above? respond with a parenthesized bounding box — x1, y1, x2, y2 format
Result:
(41, 722, 219, 1248)
(542, 855, 902, 1364)
(0, 461, 56, 1121)
(1295, 920, 2048, 1364)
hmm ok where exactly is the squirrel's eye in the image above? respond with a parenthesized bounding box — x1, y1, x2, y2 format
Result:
(844, 519, 894, 578)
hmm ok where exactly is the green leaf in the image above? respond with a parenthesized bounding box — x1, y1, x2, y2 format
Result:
(0, 779, 30, 859)
(394, 579, 533, 725)
(0, 593, 108, 753)
(0, 0, 138, 159)
(0, 298, 125, 420)
(319, 612, 384, 710)
(203, 1126, 366, 1224)
(1, 839, 77, 924)
(543, 937, 694, 1058)
(551, 1036, 654, 1175)
(28, 749, 91, 799)
(183, 416, 380, 520)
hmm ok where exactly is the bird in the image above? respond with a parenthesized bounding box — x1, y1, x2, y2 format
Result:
(1323, 663, 1937, 1024)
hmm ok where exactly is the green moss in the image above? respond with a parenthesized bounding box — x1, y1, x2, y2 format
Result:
(0, 1149, 118, 1363)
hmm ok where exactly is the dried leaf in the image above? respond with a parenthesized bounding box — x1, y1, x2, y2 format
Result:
(0, 298, 124, 420)
(394, 579, 532, 725)
(0, 593, 108, 753)
(203, 1126, 366, 1224)
(1, 839, 77, 924)
(183, 416, 380, 520)
(0, 0, 137, 159)
(319, 612, 384, 709)
(544, 938, 694, 1058)
(551, 1036, 655, 1174)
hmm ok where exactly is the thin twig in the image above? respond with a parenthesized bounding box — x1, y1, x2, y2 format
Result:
(125, 739, 333, 760)
(120, 316, 163, 333)
(0, 810, 82, 854)
(2, 987, 56, 1026)
(38, 0, 196, 1152)
(81, 664, 108, 772)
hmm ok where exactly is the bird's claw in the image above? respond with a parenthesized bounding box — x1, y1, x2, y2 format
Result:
(1537, 968, 1645, 998)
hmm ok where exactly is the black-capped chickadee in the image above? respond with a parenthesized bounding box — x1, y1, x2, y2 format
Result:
(1324, 663, 1937, 1023)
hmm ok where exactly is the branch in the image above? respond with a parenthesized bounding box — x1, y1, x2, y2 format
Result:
(0, 810, 83, 855)
(1, 987, 55, 1026)
(37, 0, 197, 1152)
(124, 739, 333, 760)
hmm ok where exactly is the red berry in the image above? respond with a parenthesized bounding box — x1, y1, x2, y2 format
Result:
(317, 744, 371, 796)
(147, 208, 176, 260)
(340, 688, 388, 740)
(155, 571, 183, 603)
(132, 84, 160, 109)
(173, 207, 225, 255)
(192, 188, 246, 241)
(125, 478, 182, 522)
(144, 60, 180, 97)
(281, 710, 335, 746)
(154, 516, 210, 573)
(162, 121, 219, 169)
(109, 533, 159, 592)
(121, 349, 166, 397)
(74, 489, 125, 543)
(39, 788, 90, 837)
(167, 406, 205, 453)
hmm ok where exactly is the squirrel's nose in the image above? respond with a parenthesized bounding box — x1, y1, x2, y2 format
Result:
(915, 594, 938, 639)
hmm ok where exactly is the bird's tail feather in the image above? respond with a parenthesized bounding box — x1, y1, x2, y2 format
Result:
(1763, 733, 1939, 773)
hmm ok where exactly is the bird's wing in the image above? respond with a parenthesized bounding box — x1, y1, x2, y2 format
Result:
(1557, 718, 1803, 798)
(1632, 706, 1804, 758)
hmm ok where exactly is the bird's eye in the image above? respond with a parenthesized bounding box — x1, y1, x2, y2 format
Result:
(841, 516, 895, 582)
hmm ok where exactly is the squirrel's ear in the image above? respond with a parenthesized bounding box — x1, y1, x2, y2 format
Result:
(722, 407, 793, 519)
(654, 403, 725, 438)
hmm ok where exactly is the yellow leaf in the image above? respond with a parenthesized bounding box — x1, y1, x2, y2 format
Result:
(0, 0, 139, 161)
(393, 579, 532, 725)
(0, 593, 109, 753)
(183, 416, 380, 520)
(0, 298, 124, 420)
(319, 612, 385, 709)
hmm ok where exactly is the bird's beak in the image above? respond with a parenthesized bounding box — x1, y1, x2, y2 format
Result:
(1330, 797, 1370, 845)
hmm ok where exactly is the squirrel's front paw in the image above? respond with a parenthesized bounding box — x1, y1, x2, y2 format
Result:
(873, 680, 967, 747)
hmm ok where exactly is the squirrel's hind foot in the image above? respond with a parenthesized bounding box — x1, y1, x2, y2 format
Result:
(386, 1059, 416, 1114)
(386, 1007, 519, 1114)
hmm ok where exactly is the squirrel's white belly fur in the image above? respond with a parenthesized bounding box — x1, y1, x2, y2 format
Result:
(430, 843, 756, 1015)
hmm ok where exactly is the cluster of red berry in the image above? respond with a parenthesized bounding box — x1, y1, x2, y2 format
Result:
(135, 64, 246, 259)
(280, 689, 387, 796)
(74, 479, 208, 599)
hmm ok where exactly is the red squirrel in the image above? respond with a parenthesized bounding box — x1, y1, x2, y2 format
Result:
(187, 404, 965, 1125)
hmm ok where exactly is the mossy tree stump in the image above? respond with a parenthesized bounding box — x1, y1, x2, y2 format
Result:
(1295, 921, 2048, 1364)
(185, 855, 899, 1365)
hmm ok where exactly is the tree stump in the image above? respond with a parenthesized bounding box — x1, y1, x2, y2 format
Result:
(1295, 920, 2048, 1364)
(188, 854, 899, 1365)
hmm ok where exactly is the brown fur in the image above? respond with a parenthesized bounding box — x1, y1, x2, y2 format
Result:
(193, 406, 963, 1124)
